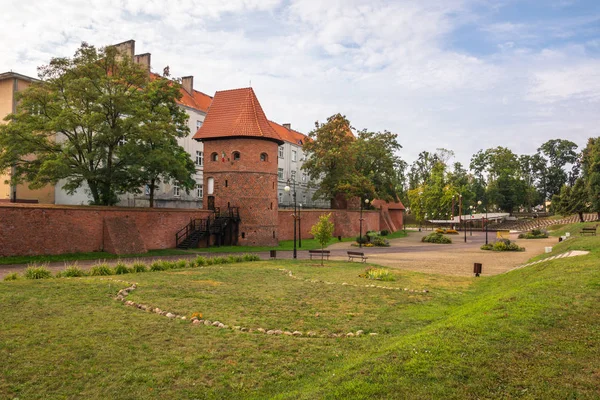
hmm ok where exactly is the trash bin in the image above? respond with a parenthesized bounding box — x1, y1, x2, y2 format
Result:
(270, 250, 276, 259)
(473, 263, 482, 277)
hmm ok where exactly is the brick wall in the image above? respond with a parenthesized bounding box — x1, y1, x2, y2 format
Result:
(0, 204, 212, 256)
(278, 209, 380, 241)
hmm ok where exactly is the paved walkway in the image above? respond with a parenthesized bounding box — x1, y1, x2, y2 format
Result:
(0, 230, 563, 279)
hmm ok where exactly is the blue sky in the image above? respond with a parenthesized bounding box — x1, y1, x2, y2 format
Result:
(1, 0, 599, 167)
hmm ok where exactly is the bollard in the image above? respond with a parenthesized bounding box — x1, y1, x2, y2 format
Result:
(473, 263, 482, 277)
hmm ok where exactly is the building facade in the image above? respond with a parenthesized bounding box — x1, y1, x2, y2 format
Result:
(0, 71, 55, 204)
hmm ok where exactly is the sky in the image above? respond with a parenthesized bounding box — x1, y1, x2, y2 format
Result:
(1, 0, 599, 167)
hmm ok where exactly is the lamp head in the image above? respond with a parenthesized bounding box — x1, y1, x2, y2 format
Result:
(284, 185, 290, 192)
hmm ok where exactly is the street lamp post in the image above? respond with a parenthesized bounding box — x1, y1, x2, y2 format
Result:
(298, 203, 302, 248)
(359, 197, 370, 248)
(469, 205, 474, 236)
(418, 190, 423, 232)
(284, 179, 297, 259)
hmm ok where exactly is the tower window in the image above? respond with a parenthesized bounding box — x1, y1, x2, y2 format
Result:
(260, 153, 268, 162)
(279, 146, 284, 158)
(196, 151, 203, 166)
(211, 152, 218, 162)
(173, 182, 180, 197)
(233, 151, 240, 161)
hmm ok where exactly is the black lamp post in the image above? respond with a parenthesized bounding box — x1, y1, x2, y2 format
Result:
(298, 203, 302, 248)
(469, 205, 474, 236)
(485, 201, 489, 245)
(284, 179, 297, 259)
(418, 190, 423, 232)
(359, 196, 370, 248)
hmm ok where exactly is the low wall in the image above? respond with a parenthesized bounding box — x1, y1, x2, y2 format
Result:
(0, 204, 212, 257)
(278, 209, 380, 241)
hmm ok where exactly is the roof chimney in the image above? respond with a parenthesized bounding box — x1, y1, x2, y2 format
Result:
(283, 123, 291, 130)
(181, 76, 194, 94)
(112, 40, 135, 60)
(134, 53, 151, 72)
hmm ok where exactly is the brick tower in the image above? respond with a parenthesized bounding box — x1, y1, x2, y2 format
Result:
(193, 88, 283, 246)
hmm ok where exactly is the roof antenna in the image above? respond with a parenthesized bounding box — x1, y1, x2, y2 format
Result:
(249, 79, 252, 87)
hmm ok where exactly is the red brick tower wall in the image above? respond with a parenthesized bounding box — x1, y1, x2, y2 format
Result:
(203, 138, 279, 246)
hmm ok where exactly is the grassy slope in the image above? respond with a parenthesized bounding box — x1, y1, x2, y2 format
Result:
(0, 226, 598, 399)
(0, 249, 194, 266)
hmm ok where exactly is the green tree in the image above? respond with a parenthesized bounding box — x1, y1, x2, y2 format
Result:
(553, 179, 589, 222)
(121, 76, 195, 207)
(537, 139, 578, 202)
(310, 213, 335, 266)
(302, 114, 404, 205)
(582, 137, 600, 219)
(0, 42, 192, 206)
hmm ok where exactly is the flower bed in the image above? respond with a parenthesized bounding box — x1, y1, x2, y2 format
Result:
(422, 232, 452, 244)
(481, 239, 525, 252)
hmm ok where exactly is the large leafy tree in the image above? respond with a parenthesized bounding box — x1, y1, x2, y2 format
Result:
(552, 179, 589, 222)
(582, 137, 600, 218)
(537, 139, 579, 202)
(0, 42, 192, 206)
(121, 76, 195, 207)
(302, 113, 403, 205)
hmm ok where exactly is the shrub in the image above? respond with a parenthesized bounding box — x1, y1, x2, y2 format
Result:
(175, 259, 188, 269)
(243, 253, 260, 262)
(421, 232, 452, 244)
(380, 230, 389, 236)
(89, 264, 113, 276)
(24, 265, 53, 280)
(3, 272, 19, 281)
(359, 267, 396, 281)
(194, 256, 208, 267)
(61, 265, 87, 277)
(519, 229, 549, 239)
(372, 236, 390, 247)
(131, 261, 147, 273)
(481, 241, 525, 252)
(355, 235, 369, 245)
(114, 262, 130, 275)
(150, 261, 166, 272)
(228, 255, 244, 263)
(210, 256, 229, 265)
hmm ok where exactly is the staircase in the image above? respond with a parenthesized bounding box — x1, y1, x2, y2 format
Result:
(175, 207, 241, 249)
(487, 213, 599, 232)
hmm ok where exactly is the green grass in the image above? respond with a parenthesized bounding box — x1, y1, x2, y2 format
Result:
(547, 220, 598, 237)
(0, 249, 194, 266)
(192, 236, 356, 253)
(0, 235, 598, 398)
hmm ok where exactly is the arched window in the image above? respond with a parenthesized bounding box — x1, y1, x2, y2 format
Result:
(232, 151, 241, 161)
(211, 152, 218, 162)
(260, 153, 268, 162)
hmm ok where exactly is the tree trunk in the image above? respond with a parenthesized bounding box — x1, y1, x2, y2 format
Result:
(88, 181, 101, 205)
(149, 180, 155, 208)
(578, 212, 584, 223)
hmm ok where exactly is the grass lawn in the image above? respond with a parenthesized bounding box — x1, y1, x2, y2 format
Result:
(0, 225, 598, 399)
(0, 249, 194, 266)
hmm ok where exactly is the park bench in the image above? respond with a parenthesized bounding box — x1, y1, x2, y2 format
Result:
(347, 251, 368, 263)
(309, 250, 330, 260)
(580, 225, 597, 236)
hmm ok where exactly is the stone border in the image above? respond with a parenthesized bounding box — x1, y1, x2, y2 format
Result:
(278, 269, 430, 293)
(108, 278, 378, 339)
(509, 250, 590, 272)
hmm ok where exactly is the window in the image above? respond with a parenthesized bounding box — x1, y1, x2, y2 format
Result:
(211, 152, 218, 161)
(196, 120, 203, 130)
(260, 152, 268, 162)
(144, 185, 151, 195)
(291, 170, 296, 181)
(232, 151, 240, 161)
(278, 168, 284, 179)
(173, 182, 180, 197)
(292, 150, 297, 162)
(118, 138, 127, 146)
(196, 184, 203, 198)
(207, 177, 214, 195)
(279, 192, 283, 203)
(302, 173, 307, 183)
(195, 151, 203, 166)
(279, 146, 284, 158)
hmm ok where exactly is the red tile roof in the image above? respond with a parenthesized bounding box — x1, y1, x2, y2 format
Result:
(193, 88, 283, 144)
(268, 121, 308, 146)
(150, 73, 212, 113)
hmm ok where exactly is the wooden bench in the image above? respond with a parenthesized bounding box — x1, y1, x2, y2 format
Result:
(347, 251, 368, 263)
(580, 225, 597, 236)
(309, 250, 330, 260)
